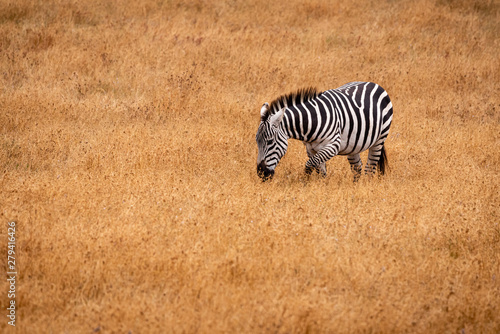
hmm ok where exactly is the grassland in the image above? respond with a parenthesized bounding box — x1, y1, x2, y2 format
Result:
(0, 0, 499, 332)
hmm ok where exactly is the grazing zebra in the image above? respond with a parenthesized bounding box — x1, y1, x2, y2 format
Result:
(256, 81, 393, 181)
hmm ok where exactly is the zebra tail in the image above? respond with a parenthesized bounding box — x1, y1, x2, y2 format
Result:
(377, 145, 388, 175)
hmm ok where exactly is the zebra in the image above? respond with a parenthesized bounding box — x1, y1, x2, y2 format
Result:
(256, 81, 393, 181)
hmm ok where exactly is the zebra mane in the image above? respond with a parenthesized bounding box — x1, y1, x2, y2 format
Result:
(263, 87, 322, 121)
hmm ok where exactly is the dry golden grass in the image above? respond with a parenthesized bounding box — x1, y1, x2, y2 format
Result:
(1, 0, 499, 332)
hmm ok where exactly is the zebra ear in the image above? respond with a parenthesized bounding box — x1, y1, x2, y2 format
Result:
(270, 108, 285, 127)
(260, 103, 269, 121)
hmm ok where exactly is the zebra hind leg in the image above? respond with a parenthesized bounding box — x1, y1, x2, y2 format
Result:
(365, 144, 388, 176)
(347, 153, 362, 182)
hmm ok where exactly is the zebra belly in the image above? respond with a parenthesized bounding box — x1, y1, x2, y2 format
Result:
(337, 130, 380, 155)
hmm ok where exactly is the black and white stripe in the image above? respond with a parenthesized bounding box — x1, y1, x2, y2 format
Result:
(256, 81, 393, 181)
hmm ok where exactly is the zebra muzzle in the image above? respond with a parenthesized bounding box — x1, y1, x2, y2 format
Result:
(257, 161, 274, 181)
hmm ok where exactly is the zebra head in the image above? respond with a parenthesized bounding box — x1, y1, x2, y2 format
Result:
(256, 103, 288, 181)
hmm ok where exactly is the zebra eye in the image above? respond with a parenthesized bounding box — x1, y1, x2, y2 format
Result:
(266, 139, 274, 146)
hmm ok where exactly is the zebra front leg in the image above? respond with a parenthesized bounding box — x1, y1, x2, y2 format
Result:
(305, 162, 327, 176)
(347, 153, 362, 182)
(304, 139, 340, 177)
(304, 143, 327, 176)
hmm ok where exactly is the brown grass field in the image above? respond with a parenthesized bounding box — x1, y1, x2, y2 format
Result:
(1, 0, 499, 332)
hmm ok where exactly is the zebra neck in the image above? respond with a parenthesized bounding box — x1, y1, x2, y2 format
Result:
(282, 108, 310, 141)
(281, 110, 295, 140)
(281, 104, 341, 143)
